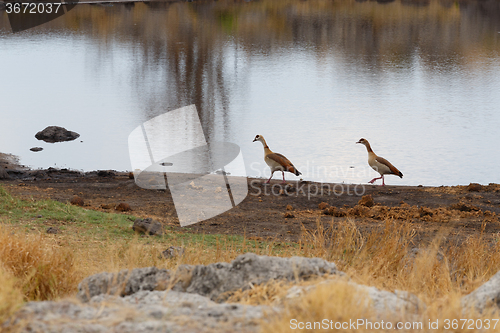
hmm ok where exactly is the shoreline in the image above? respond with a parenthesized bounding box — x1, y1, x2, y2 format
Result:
(0, 151, 493, 188)
(1, 152, 500, 247)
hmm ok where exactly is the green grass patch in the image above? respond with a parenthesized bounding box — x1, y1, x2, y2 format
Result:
(0, 186, 137, 239)
(0, 185, 298, 255)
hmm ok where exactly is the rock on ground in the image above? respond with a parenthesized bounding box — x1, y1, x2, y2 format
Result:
(285, 280, 425, 317)
(0, 168, 9, 180)
(8, 290, 274, 333)
(365, 285, 424, 315)
(132, 218, 163, 235)
(161, 246, 185, 259)
(9, 253, 339, 333)
(461, 270, 500, 313)
(77, 253, 341, 302)
(4, 253, 438, 332)
(77, 266, 172, 302)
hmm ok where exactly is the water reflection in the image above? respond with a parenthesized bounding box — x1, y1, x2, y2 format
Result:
(0, 0, 499, 185)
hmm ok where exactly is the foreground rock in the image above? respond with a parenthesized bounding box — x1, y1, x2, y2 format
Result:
(461, 270, 500, 313)
(7, 253, 337, 333)
(77, 253, 341, 302)
(35, 126, 80, 143)
(286, 281, 424, 317)
(5, 254, 433, 333)
(9, 290, 273, 333)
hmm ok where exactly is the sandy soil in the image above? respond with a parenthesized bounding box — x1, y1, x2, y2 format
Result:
(1, 163, 500, 247)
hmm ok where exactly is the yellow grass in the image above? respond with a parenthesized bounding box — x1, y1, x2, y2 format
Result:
(0, 265, 23, 324)
(0, 226, 80, 302)
(259, 218, 500, 332)
(261, 279, 377, 333)
(2, 188, 500, 332)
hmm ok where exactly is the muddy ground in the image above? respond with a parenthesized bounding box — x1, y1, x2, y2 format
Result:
(1, 164, 500, 248)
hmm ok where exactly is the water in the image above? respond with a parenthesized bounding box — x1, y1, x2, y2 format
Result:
(1, 0, 500, 186)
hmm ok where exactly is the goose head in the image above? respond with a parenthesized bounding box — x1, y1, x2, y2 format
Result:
(253, 134, 264, 143)
(356, 138, 369, 146)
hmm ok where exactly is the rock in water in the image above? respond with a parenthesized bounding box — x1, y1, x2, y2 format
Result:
(35, 126, 80, 143)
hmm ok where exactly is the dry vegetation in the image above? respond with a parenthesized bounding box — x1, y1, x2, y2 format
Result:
(1, 185, 500, 332)
(257, 219, 500, 332)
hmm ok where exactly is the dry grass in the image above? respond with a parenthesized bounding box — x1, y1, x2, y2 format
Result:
(2, 185, 500, 331)
(0, 226, 80, 302)
(261, 279, 376, 333)
(260, 279, 500, 333)
(295, 218, 500, 300)
(259, 217, 500, 332)
(0, 265, 24, 324)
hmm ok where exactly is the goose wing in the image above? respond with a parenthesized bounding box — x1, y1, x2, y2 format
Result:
(267, 153, 301, 175)
(375, 156, 403, 177)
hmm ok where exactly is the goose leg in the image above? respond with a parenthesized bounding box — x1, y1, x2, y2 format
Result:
(368, 176, 382, 184)
(281, 171, 286, 184)
(265, 171, 274, 184)
(381, 175, 385, 186)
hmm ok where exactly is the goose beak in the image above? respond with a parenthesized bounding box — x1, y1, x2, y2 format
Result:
(253, 138, 257, 142)
(356, 140, 361, 144)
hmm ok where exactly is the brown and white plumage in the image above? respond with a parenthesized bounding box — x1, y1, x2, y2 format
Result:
(253, 134, 301, 184)
(356, 138, 403, 186)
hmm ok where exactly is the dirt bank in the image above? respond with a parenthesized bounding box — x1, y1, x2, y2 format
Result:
(1, 161, 500, 247)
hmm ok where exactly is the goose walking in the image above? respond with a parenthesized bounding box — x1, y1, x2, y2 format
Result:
(356, 138, 403, 186)
(253, 135, 301, 184)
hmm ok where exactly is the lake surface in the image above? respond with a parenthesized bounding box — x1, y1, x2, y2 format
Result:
(1, 0, 500, 186)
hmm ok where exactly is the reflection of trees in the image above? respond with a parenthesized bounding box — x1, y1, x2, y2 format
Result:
(2, 0, 499, 133)
(125, 2, 235, 142)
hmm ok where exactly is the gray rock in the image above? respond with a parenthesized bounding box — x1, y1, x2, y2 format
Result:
(0, 168, 9, 179)
(285, 279, 424, 316)
(7, 254, 434, 333)
(366, 286, 424, 314)
(35, 126, 80, 143)
(161, 246, 185, 259)
(132, 218, 164, 236)
(9, 290, 272, 333)
(77, 267, 171, 302)
(97, 170, 116, 177)
(46, 227, 59, 234)
(461, 270, 500, 313)
(78, 253, 341, 303)
(186, 253, 341, 301)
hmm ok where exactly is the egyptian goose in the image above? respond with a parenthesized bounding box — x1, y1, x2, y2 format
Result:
(356, 138, 403, 186)
(253, 135, 301, 184)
